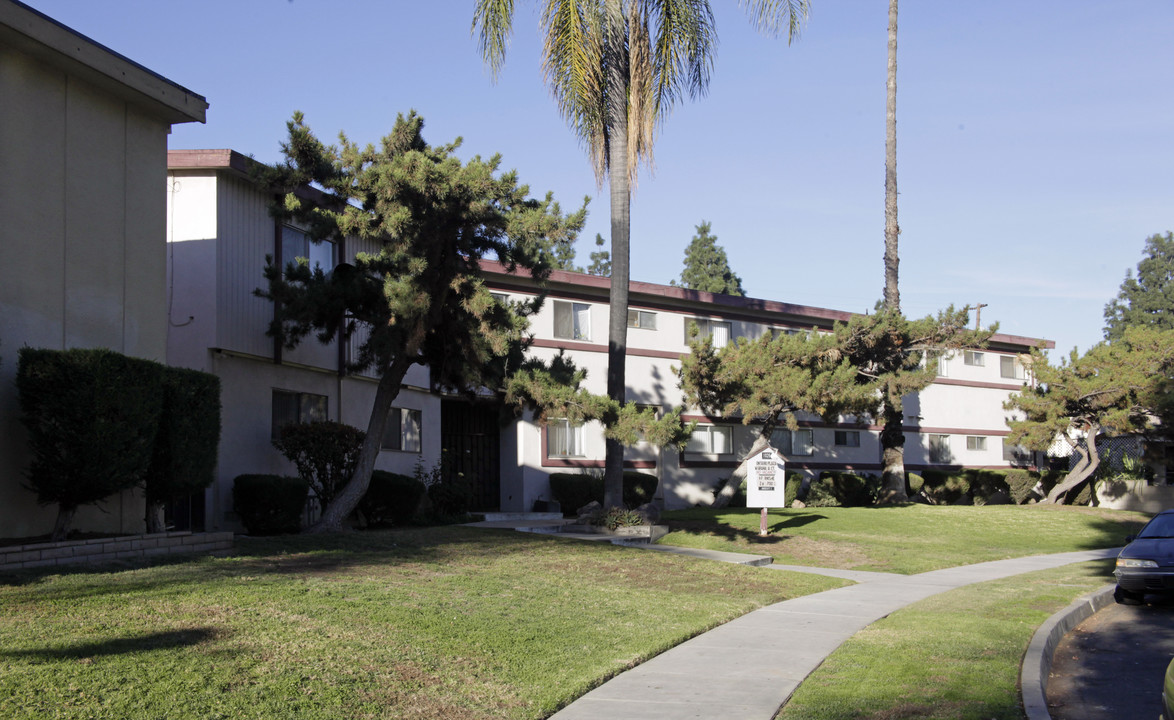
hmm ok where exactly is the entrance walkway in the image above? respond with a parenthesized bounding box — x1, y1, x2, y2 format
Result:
(466, 515, 1117, 719)
(551, 547, 1118, 719)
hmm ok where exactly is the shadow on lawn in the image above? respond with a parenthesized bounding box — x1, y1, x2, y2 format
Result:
(1, 627, 224, 660)
(664, 510, 829, 546)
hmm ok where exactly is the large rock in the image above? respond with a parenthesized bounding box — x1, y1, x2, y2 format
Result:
(576, 500, 603, 524)
(635, 503, 660, 524)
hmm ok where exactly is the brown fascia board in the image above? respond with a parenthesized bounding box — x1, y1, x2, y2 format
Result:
(167, 149, 330, 206)
(481, 259, 1054, 351)
(0, 0, 207, 125)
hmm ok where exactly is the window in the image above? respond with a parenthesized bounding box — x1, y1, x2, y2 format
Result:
(627, 309, 657, 330)
(547, 419, 586, 458)
(1002, 440, 1031, 464)
(686, 319, 732, 348)
(928, 434, 951, 463)
(834, 430, 861, 447)
(966, 436, 987, 451)
(490, 292, 508, 304)
(686, 425, 733, 455)
(382, 408, 422, 452)
(271, 389, 328, 440)
(281, 225, 334, 271)
(770, 428, 814, 456)
(964, 350, 984, 367)
(937, 352, 950, 377)
(554, 301, 591, 341)
(771, 327, 806, 340)
(1000, 355, 1025, 380)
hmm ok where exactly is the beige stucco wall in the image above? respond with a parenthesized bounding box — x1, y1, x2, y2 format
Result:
(0, 41, 179, 539)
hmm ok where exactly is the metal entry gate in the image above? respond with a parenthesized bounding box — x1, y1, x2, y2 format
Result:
(441, 400, 501, 511)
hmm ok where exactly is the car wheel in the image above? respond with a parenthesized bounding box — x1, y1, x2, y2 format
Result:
(1114, 584, 1144, 605)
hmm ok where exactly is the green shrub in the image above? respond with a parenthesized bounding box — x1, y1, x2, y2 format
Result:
(623, 471, 659, 508)
(17, 347, 164, 539)
(907, 472, 924, 496)
(144, 366, 221, 531)
(549, 473, 602, 513)
(918, 470, 971, 504)
(599, 507, 644, 529)
(1005, 469, 1040, 504)
(420, 463, 473, 521)
(233, 474, 308, 535)
(272, 421, 365, 514)
(359, 470, 426, 526)
(805, 471, 880, 508)
(549, 471, 661, 512)
(966, 469, 1011, 505)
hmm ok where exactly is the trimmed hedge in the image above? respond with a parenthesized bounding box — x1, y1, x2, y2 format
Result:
(548, 471, 661, 513)
(272, 421, 364, 514)
(17, 348, 164, 538)
(360, 470, 426, 526)
(233, 474, 308, 535)
(805, 471, 881, 508)
(145, 366, 221, 508)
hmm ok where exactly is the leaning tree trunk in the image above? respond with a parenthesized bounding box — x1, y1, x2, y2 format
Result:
(602, 0, 631, 511)
(1044, 426, 1101, 504)
(145, 502, 166, 534)
(876, 0, 908, 504)
(307, 353, 415, 533)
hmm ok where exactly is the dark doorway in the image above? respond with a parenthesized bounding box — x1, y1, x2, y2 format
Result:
(441, 400, 501, 511)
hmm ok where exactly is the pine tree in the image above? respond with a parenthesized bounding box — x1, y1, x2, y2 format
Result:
(673, 221, 744, 296)
(1104, 232, 1174, 342)
(258, 111, 586, 532)
(586, 234, 611, 277)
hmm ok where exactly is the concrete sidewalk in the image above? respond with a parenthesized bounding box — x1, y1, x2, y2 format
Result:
(548, 547, 1119, 720)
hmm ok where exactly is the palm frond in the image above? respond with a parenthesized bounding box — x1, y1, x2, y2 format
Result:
(473, 0, 517, 79)
(738, 0, 810, 43)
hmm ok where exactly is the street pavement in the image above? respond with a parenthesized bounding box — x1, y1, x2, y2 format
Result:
(1047, 598, 1174, 720)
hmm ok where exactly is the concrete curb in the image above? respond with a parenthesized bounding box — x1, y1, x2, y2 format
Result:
(1021, 583, 1116, 720)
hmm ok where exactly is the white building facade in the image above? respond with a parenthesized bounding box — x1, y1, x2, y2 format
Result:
(168, 150, 1053, 529)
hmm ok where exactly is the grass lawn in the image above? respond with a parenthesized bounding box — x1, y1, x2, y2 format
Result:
(776, 558, 1116, 720)
(0, 526, 843, 720)
(658, 504, 1148, 574)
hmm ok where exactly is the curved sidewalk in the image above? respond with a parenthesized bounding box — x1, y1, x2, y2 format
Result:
(550, 547, 1119, 720)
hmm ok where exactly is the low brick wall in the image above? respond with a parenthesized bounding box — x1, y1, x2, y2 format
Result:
(0, 531, 235, 572)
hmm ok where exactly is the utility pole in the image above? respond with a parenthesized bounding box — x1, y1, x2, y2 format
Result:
(974, 303, 988, 330)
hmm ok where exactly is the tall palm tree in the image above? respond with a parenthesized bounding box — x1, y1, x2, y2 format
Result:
(878, 0, 908, 503)
(474, 0, 809, 509)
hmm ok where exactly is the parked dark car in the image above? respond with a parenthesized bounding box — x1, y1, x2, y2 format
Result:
(1114, 509, 1174, 605)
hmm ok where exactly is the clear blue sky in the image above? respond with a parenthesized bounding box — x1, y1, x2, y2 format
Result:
(28, 0, 1173, 356)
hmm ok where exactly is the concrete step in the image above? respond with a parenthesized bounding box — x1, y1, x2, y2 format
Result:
(477, 511, 565, 523)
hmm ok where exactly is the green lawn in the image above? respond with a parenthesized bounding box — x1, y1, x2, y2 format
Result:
(0, 526, 842, 720)
(777, 559, 1116, 720)
(658, 504, 1147, 574)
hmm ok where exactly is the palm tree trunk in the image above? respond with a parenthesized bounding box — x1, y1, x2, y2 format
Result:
(307, 352, 414, 533)
(602, 0, 630, 510)
(877, 0, 908, 504)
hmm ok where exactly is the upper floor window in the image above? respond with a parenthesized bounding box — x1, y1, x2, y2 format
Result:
(686, 318, 732, 349)
(547, 418, 586, 458)
(382, 408, 422, 453)
(281, 226, 334, 272)
(627, 309, 657, 330)
(963, 350, 984, 367)
(554, 301, 591, 341)
(271, 389, 328, 441)
(937, 352, 950, 377)
(834, 430, 861, 447)
(1000, 355, 1026, 380)
(966, 436, 987, 451)
(770, 428, 814, 456)
(686, 425, 733, 455)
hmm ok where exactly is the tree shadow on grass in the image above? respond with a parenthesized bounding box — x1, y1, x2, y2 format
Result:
(663, 510, 829, 546)
(1, 627, 225, 661)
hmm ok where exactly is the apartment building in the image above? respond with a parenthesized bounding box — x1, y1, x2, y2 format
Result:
(167, 149, 1052, 527)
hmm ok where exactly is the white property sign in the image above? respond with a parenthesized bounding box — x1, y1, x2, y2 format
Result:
(745, 446, 786, 508)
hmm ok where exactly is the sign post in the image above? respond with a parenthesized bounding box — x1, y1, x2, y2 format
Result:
(745, 445, 786, 537)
